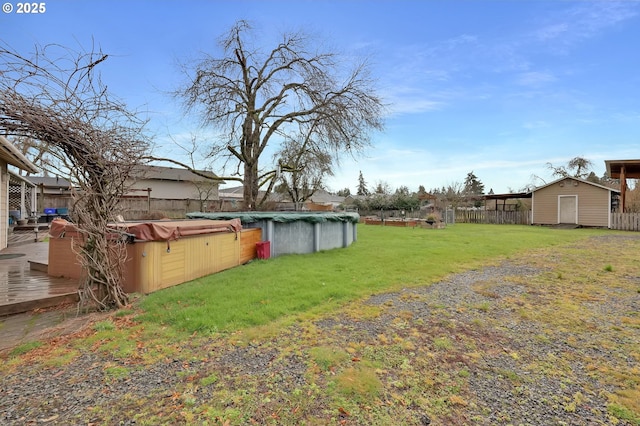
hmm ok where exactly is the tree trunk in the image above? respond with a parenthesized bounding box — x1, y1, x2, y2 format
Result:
(243, 160, 259, 210)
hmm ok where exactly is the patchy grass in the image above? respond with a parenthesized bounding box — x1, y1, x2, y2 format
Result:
(608, 403, 640, 425)
(103, 363, 130, 381)
(334, 365, 383, 401)
(308, 346, 351, 372)
(93, 320, 116, 331)
(433, 336, 454, 351)
(8, 340, 43, 357)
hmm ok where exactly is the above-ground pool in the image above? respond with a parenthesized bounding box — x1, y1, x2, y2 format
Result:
(187, 211, 359, 258)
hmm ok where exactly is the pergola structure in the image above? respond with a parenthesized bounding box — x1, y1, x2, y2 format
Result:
(482, 191, 532, 211)
(605, 159, 640, 212)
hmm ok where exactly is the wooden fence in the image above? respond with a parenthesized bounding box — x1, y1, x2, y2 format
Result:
(117, 198, 202, 219)
(610, 212, 640, 231)
(39, 195, 209, 220)
(455, 210, 531, 225)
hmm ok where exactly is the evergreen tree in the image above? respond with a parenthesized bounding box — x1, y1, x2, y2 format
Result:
(357, 171, 369, 196)
(586, 171, 600, 184)
(463, 171, 485, 195)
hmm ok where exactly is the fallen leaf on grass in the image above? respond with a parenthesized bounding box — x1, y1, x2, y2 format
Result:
(338, 407, 350, 417)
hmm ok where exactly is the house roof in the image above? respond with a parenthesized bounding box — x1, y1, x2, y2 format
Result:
(219, 186, 245, 200)
(308, 189, 345, 204)
(343, 194, 366, 202)
(605, 159, 640, 179)
(0, 136, 38, 174)
(27, 176, 73, 189)
(532, 176, 620, 194)
(133, 165, 222, 183)
(219, 185, 244, 195)
(28, 165, 224, 189)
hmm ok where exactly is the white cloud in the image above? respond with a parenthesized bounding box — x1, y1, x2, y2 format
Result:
(522, 120, 550, 130)
(534, 23, 569, 41)
(516, 71, 557, 87)
(386, 96, 444, 115)
(531, 2, 638, 51)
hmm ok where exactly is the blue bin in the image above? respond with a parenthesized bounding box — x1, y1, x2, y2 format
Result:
(56, 208, 69, 215)
(44, 208, 56, 215)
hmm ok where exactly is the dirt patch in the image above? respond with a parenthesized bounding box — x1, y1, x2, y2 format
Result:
(0, 303, 112, 353)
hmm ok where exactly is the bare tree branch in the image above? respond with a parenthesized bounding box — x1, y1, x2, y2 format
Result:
(0, 42, 150, 310)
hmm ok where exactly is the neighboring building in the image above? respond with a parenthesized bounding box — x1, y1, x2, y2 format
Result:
(218, 185, 245, 210)
(0, 135, 39, 249)
(127, 165, 222, 201)
(28, 176, 73, 195)
(531, 176, 619, 228)
(28, 165, 224, 220)
(484, 191, 532, 211)
(27, 176, 73, 212)
(307, 189, 345, 210)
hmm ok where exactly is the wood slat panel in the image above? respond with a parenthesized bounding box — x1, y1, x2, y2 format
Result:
(0, 241, 80, 315)
(240, 228, 261, 264)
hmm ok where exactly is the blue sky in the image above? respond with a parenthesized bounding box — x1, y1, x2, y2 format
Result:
(3, 0, 639, 194)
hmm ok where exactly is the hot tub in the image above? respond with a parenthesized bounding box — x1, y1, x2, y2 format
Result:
(47, 218, 260, 294)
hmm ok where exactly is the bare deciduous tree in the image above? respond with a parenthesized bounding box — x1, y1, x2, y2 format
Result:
(546, 156, 594, 180)
(273, 124, 334, 210)
(0, 42, 150, 310)
(175, 20, 384, 210)
(441, 181, 465, 210)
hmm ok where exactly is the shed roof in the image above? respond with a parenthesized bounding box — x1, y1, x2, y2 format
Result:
(605, 159, 640, 179)
(532, 176, 619, 194)
(0, 136, 38, 174)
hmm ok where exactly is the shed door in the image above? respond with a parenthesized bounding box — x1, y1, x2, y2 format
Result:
(558, 195, 577, 224)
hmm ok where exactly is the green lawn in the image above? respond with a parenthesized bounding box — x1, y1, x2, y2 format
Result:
(138, 223, 612, 334)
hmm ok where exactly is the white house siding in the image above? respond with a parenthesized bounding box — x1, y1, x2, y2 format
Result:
(128, 179, 219, 201)
(532, 178, 612, 227)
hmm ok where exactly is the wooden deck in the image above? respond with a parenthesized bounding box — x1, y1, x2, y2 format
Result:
(0, 231, 80, 316)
